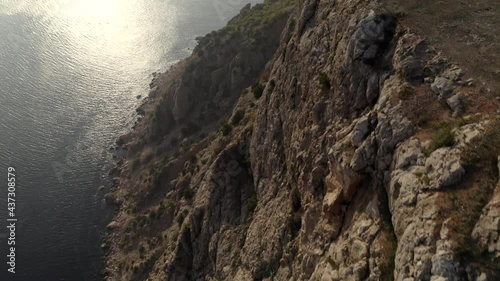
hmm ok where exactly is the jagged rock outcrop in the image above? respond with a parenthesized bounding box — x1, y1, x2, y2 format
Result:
(133, 1, 293, 148)
(473, 156, 500, 258)
(105, 0, 500, 280)
(387, 124, 484, 281)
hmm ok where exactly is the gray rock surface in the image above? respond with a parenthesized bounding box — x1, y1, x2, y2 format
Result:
(472, 155, 500, 257)
(446, 94, 464, 117)
(104, 1, 500, 280)
(351, 116, 371, 147)
(431, 77, 454, 99)
(425, 147, 465, 190)
(106, 221, 120, 230)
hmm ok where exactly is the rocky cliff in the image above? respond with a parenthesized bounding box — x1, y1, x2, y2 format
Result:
(105, 0, 500, 280)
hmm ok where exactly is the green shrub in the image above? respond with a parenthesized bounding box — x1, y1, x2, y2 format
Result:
(252, 83, 265, 99)
(176, 210, 189, 225)
(132, 157, 140, 170)
(288, 19, 296, 33)
(181, 186, 195, 200)
(181, 222, 191, 235)
(131, 205, 138, 213)
(291, 189, 301, 212)
(246, 194, 258, 214)
(269, 79, 276, 88)
(231, 110, 245, 126)
(327, 256, 339, 270)
(149, 209, 157, 219)
(220, 122, 233, 136)
(318, 72, 331, 92)
(190, 154, 197, 163)
(397, 83, 413, 100)
(428, 124, 455, 153)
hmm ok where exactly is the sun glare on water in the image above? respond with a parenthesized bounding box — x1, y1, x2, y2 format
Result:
(60, 0, 138, 62)
(1, 0, 178, 79)
(67, 0, 125, 22)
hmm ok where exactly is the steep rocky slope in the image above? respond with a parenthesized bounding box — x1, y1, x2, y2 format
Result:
(105, 0, 500, 280)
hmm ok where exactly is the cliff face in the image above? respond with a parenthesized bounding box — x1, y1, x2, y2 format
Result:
(105, 0, 500, 280)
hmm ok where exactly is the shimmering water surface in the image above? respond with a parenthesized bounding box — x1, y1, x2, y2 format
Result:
(0, 0, 257, 280)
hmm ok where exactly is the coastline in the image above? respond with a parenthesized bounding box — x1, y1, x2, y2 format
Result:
(101, 0, 500, 279)
(102, 1, 295, 279)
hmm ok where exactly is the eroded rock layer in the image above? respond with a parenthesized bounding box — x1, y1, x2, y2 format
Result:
(105, 0, 500, 280)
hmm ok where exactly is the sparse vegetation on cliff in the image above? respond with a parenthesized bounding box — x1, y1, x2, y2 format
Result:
(231, 109, 245, 126)
(318, 72, 331, 92)
(252, 82, 264, 99)
(105, 0, 500, 280)
(427, 123, 455, 153)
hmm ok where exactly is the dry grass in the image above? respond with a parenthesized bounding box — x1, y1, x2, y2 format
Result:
(461, 117, 500, 171)
(398, 84, 451, 130)
(438, 118, 500, 268)
(384, 0, 500, 94)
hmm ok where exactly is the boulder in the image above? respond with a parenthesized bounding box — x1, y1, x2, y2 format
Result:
(104, 192, 121, 205)
(443, 66, 464, 82)
(424, 148, 465, 189)
(400, 57, 424, 83)
(107, 221, 120, 230)
(446, 94, 464, 117)
(350, 14, 396, 63)
(472, 155, 500, 257)
(365, 73, 380, 104)
(431, 77, 454, 99)
(350, 136, 376, 171)
(351, 116, 371, 147)
(311, 165, 325, 188)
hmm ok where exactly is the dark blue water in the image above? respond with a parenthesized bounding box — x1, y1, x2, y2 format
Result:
(0, 0, 258, 280)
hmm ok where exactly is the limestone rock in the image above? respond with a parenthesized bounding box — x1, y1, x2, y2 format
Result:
(107, 221, 120, 230)
(104, 192, 120, 205)
(424, 148, 465, 190)
(351, 116, 371, 147)
(350, 135, 376, 171)
(454, 122, 484, 147)
(431, 219, 463, 281)
(443, 66, 464, 82)
(472, 156, 500, 257)
(350, 14, 396, 63)
(446, 94, 464, 117)
(431, 77, 454, 99)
